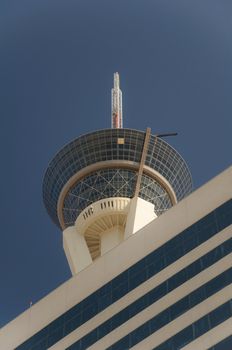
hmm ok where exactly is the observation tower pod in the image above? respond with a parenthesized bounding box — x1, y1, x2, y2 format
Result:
(43, 74, 192, 275)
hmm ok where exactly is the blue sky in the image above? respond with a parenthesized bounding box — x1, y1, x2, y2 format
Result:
(0, 0, 231, 327)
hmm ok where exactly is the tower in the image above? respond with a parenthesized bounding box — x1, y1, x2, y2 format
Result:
(42, 73, 192, 275)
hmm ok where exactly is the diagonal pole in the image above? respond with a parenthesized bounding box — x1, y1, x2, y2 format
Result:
(134, 127, 151, 198)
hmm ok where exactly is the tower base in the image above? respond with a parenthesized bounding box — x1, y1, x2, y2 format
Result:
(63, 197, 157, 275)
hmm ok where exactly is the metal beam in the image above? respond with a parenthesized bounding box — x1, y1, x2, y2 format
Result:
(134, 127, 151, 198)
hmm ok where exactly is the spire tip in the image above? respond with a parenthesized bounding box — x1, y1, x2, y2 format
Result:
(111, 73, 123, 129)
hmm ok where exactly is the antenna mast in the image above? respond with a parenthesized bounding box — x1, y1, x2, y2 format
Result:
(111, 72, 123, 128)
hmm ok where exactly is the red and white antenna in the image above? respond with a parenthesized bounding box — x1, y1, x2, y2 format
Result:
(111, 72, 123, 128)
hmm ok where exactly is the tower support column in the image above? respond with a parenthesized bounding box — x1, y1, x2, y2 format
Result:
(124, 197, 157, 238)
(63, 226, 92, 275)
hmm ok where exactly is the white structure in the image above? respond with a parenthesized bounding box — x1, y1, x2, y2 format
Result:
(63, 196, 156, 275)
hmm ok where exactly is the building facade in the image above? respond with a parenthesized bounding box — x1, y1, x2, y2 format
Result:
(1, 166, 231, 349)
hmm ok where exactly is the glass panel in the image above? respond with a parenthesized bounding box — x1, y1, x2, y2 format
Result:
(154, 300, 232, 350)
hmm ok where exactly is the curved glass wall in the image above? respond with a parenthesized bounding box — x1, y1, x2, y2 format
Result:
(43, 129, 192, 228)
(63, 169, 172, 226)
